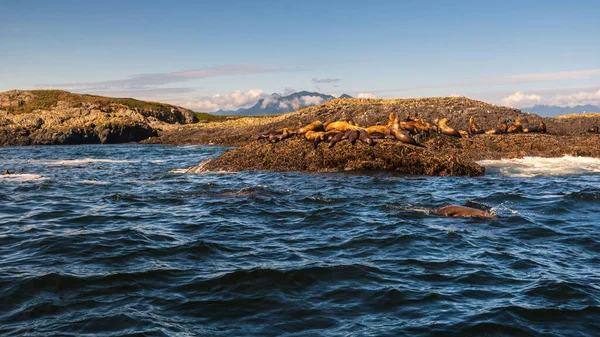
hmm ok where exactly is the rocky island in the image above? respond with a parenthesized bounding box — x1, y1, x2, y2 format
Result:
(2, 90, 599, 176)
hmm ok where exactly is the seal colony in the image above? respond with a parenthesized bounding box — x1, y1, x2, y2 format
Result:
(256, 113, 548, 149)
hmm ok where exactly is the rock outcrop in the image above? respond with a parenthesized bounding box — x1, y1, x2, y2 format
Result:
(0, 90, 197, 146)
(187, 138, 485, 176)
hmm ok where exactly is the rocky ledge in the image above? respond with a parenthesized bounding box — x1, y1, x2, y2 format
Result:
(187, 138, 485, 176)
(0, 90, 198, 146)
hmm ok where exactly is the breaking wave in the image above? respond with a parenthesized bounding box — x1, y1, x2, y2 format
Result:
(478, 156, 600, 177)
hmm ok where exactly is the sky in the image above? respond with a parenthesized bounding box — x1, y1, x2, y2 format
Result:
(1, 0, 599, 111)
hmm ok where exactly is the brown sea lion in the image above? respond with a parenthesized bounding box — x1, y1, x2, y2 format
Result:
(432, 205, 495, 218)
(297, 121, 324, 134)
(358, 129, 376, 146)
(402, 118, 436, 133)
(485, 128, 502, 134)
(588, 126, 599, 133)
(366, 125, 390, 135)
(399, 121, 418, 134)
(347, 130, 360, 145)
(436, 118, 462, 138)
(468, 117, 485, 135)
(305, 131, 326, 148)
(391, 116, 427, 147)
(387, 112, 396, 128)
(325, 121, 362, 132)
(507, 118, 523, 133)
(499, 122, 508, 134)
(368, 131, 388, 139)
(328, 132, 345, 148)
(539, 120, 547, 133)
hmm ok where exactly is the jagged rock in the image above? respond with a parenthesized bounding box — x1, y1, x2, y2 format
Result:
(0, 89, 197, 146)
(187, 138, 485, 176)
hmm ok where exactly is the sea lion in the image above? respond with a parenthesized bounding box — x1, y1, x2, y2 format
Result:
(539, 120, 547, 133)
(436, 118, 462, 138)
(368, 131, 388, 139)
(328, 132, 345, 148)
(387, 112, 396, 128)
(588, 126, 599, 133)
(485, 128, 502, 134)
(366, 125, 390, 135)
(347, 130, 360, 145)
(507, 118, 523, 133)
(304, 130, 326, 148)
(358, 129, 376, 146)
(432, 205, 495, 218)
(390, 116, 427, 147)
(297, 121, 324, 134)
(468, 117, 485, 135)
(499, 122, 508, 134)
(325, 121, 362, 132)
(402, 118, 436, 133)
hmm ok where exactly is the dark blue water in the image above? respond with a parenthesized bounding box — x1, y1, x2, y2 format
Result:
(1, 145, 599, 336)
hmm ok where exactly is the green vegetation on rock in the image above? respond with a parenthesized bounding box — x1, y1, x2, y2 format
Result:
(5, 90, 174, 114)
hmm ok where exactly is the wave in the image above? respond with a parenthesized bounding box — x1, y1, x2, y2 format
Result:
(478, 155, 600, 177)
(80, 180, 110, 185)
(0, 174, 49, 182)
(2, 158, 139, 166)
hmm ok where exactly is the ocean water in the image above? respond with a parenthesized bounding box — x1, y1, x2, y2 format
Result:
(0, 145, 599, 337)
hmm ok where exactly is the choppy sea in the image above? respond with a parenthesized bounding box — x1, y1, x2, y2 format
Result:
(1, 145, 599, 336)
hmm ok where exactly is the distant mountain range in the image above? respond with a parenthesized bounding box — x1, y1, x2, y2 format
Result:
(215, 91, 352, 116)
(521, 104, 600, 117)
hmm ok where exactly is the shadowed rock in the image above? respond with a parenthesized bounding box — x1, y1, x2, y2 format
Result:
(187, 138, 484, 176)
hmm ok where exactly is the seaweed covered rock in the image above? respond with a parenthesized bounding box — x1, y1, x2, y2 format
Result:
(187, 138, 484, 176)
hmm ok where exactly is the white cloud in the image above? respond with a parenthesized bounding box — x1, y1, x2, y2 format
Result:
(548, 89, 600, 107)
(176, 89, 267, 112)
(171, 91, 328, 112)
(500, 89, 600, 108)
(358, 92, 377, 98)
(300, 95, 326, 106)
(501, 91, 542, 107)
(275, 96, 326, 111)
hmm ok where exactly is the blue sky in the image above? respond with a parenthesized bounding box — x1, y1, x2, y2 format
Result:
(1, 0, 599, 111)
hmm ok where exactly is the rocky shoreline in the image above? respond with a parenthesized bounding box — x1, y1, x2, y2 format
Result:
(3, 90, 600, 176)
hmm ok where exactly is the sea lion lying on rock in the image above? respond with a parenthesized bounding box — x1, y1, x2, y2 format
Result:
(436, 118, 462, 138)
(523, 120, 547, 133)
(325, 121, 362, 132)
(432, 205, 495, 218)
(468, 117, 485, 135)
(588, 126, 599, 133)
(507, 118, 523, 133)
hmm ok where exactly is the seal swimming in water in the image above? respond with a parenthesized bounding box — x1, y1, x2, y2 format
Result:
(432, 205, 495, 218)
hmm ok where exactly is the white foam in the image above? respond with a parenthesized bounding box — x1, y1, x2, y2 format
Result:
(169, 169, 190, 174)
(0, 174, 49, 182)
(477, 156, 600, 177)
(2, 158, 139, 165)
(80, 180, 110, 185)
